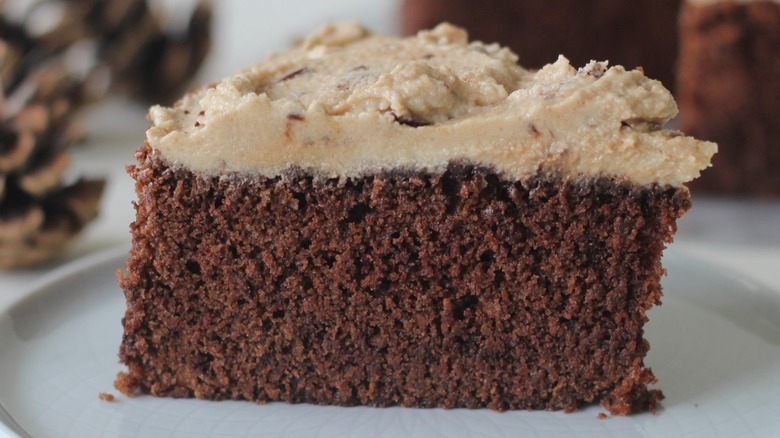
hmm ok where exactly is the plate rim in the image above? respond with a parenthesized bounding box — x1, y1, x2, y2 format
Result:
(0, 245, 129, 438)
(0, 245, 130, 318)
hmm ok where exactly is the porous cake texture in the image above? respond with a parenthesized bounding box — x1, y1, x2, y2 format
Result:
(116, 23, 715, 415)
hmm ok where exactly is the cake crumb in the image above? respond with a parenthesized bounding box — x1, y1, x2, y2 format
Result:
(99, 392, 116, 402)
(597, 412, 609, 420)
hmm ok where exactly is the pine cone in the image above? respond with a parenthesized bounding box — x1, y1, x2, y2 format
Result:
(1, 0, 212, 269)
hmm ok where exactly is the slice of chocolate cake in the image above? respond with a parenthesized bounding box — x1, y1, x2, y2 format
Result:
(678, 0, 780, 196)
(115, 23, 716, 415)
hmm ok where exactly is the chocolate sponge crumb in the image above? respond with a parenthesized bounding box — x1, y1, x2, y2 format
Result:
(117, 142, 689, 414)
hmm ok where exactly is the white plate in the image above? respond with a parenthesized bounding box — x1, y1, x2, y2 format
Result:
(1, 245, 779, 438)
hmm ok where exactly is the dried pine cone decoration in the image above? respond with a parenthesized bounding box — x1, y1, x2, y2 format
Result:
(0, 0, 212, 268)
(78, 0, 213, 103)
(112, 0, 212, 103)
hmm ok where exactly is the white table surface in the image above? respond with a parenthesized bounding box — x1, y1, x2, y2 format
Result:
(1, 0, 779, 309)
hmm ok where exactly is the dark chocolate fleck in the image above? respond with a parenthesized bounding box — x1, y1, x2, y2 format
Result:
(281, 68, 311, 82)
(390, 112, 430, 128)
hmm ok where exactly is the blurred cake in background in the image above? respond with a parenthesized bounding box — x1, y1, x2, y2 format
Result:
(677, 0, 780, 196)
(401, 0, 682, 91)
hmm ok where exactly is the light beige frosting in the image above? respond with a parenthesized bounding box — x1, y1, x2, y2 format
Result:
(147, 23, 716, 186)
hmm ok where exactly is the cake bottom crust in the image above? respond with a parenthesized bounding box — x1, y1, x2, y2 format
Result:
(117, 143, 689, 415)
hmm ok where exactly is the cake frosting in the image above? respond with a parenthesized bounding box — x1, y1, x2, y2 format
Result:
(147, 23, 716, 186)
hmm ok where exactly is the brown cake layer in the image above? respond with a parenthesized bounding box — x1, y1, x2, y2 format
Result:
(117, 143, 689, 415)
(678, 1, 780, 196)
(401, 0, 681, 90)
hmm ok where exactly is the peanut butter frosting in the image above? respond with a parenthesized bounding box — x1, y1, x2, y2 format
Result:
(147, 23, 716, 186)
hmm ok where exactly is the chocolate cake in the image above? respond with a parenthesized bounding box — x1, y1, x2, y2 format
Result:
(401, 0, 682, 91)
(677, 0, 780, 196)
(115, 23, 716, 415)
